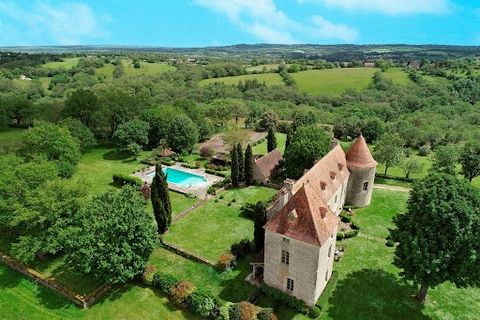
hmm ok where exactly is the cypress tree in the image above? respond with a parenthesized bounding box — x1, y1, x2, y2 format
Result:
(231, 147, 239, 187)
(285, 129, 292, 150)
(245, 144, 254, 186)
(151, 163, 172, 234)
(253, 201, 267, 251)
(267, 126, 277, 153)
(237, 143, 244, 183)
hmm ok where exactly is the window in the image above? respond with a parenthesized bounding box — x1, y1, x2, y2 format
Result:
(328, 245, 332, 257)
(286, 278, 294, 292)
(363, 181, 369, 191)
(281, 250, 290, 265)
(325, 270, 329, 281)
(282, 237, 290, 244)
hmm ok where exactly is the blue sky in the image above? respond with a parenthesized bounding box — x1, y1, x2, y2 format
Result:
(0, 0, 479, 46)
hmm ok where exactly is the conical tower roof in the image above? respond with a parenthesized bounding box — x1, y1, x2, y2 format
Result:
(345, 135, 377, 169)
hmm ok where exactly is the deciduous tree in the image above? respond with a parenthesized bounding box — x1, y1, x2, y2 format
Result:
(374, 133, 405, 176)
(459, 141, 480, 182)
(167, 115, 199, 153)
(390, 174, 480, 303)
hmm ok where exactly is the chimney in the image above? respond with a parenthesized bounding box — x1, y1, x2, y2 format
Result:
(283, 179, 295, 193)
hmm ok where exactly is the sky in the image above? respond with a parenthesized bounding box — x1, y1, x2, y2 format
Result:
(0, 0, 479, 47)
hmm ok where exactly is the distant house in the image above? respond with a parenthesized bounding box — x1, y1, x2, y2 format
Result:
(363, 62, 375, 68)
(159, 148, 176, 158)
(19, 74, 32, 81)
(408, 60, 421, 70)
(252, 148, 283, 184)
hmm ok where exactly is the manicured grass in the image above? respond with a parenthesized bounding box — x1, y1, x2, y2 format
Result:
(252, 133, 287, 155)
(73, 146, 149, 196)
(41, 58, 80, 70)
(163, 186, 277, 262)
(0, 127, 24, 150)
(149, 247, 257, 302)
(382, 68, 412, 85)
(200, 73, 284, 87)
(376, 154, 432, 181)
(291, 68, 377, 96)
(352, 189, 408, 239)
(0, 264, 202, 320)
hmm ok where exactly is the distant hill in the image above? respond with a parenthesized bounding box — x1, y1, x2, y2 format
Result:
(1, 44, 479, 62)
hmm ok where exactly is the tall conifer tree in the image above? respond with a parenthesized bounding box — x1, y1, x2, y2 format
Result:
(151, 163, 172, 234)
(267, 126, 277, 153)
(237, 143, 244, 183)
(245, 144, 254, 186)
(231, 147, 239, 187)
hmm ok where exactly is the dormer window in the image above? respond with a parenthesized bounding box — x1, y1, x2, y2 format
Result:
(319, 207, 327, 219)
(338, 163, 344, 171)
(320, 181, 327, 191)
(330, 171, 336, 180)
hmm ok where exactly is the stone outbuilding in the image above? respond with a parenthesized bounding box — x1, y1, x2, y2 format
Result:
(252, 148, 283, 184)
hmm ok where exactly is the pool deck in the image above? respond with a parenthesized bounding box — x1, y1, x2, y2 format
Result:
(134, 163, 223, 198)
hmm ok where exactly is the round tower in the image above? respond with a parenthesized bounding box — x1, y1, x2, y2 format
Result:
(345, 135, 377, 207)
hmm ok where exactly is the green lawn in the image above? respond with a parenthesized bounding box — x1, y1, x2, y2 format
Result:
(200, 73, 284, 87)
(41, 58, 80, 70)
(292, 68, 377, 96)
(252, 133, 287, 155)
(163, 186, 277, 262)
(0, 127, 24, 150)
(376, 154, 433, 181)
(0, 264, 202, 320)
(149, 247, 257, 302)
(382, 68, 412, 85)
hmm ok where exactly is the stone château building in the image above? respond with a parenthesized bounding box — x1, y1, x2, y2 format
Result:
(251, 135, 377, 306)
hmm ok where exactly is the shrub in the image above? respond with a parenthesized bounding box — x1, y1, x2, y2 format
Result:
(153, 272, 179, 294)
(240, 301, 257, 320)
(308, 306, 321, 319)
(160, 157, 175, 166)
(229, 303, 242, 320)
(231, 198, 236, 203)
(386, 239, 395, 247)
(339, 212, 352, 223)
(112, 173, 143, 187)
(206, 168, 227, 177)
(260, 284, 306, 312)
(418, 145, 431, 156)
(230, 239, 252, 259)
(170, 281, 195, 305)
(257, 308, 277, 320)
(336, 233, 345, 241)
(186, 290, 216, 317)
(344, 230, 358, 239)
(142, 264, 157, 286)
(350, 222, 360, 230)
(186, 192, 197, 199)
(182, 163, 200, 169)
(218, 302, 231, 320)
(140, 183, 151, 199)
(217, 252, 236, 270)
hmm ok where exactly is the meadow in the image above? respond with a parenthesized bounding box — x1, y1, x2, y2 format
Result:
(291, 68, 377, 96)
(41, 57, 80, 70)
(200, 73, 284, 87)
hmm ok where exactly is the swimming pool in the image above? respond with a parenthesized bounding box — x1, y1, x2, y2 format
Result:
(148, 167, 208, 188)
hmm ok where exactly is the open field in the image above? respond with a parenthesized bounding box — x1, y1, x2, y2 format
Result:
(382, 68, 412, 85)
(245, 64, 281, 72)
(292, 68, 377, 96)
(163, 186, 277, 262)
(252, 132, 287, 155)
(200, 73, 284, 87)
(95, 64, 115, 79)
(122, 60, 176, 76)
(41, 58, 80, 70)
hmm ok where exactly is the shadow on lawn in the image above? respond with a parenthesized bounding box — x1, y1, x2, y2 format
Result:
(218, 258, 258, 303)
(327, 269, 430, 320)
(102, 150, 135, 163)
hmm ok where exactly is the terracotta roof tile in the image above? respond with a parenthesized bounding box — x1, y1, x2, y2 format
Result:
(254, 148, 283, 179)
(265, 184, 339, 246)
(345, 135, 377, 169)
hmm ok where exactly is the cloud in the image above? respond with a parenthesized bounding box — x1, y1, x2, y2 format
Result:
(298, 0, 453, 15)
(310, 16, 358, 42)
(0, 1, 107, 45)
(194, 0, 357, 43)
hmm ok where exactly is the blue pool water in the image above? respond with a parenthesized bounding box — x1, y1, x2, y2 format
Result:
(148, 167, 207, 187)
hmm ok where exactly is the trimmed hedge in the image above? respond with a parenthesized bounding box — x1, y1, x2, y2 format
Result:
(161, 158, 175, 166)
(260, 284, 306, 312)
(205, 168, 227, 177)
(112, 173, 142, 187)
(308, 305, 321, 319)
(339, 212, 352, 223)
(182, 163, 200, 169)
(153, 272, 179, 294)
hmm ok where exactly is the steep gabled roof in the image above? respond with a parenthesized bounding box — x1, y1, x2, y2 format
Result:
(345, 135, 377, 169)
(254, 148, 283, 179)
(265, 184, 339, 246)
(292, 144, 350, 203)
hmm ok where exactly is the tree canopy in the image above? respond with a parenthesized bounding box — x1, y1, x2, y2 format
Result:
(390, 173, 480, 302)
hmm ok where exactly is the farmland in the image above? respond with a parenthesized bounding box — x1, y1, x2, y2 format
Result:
(200, 73, 284, 86)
